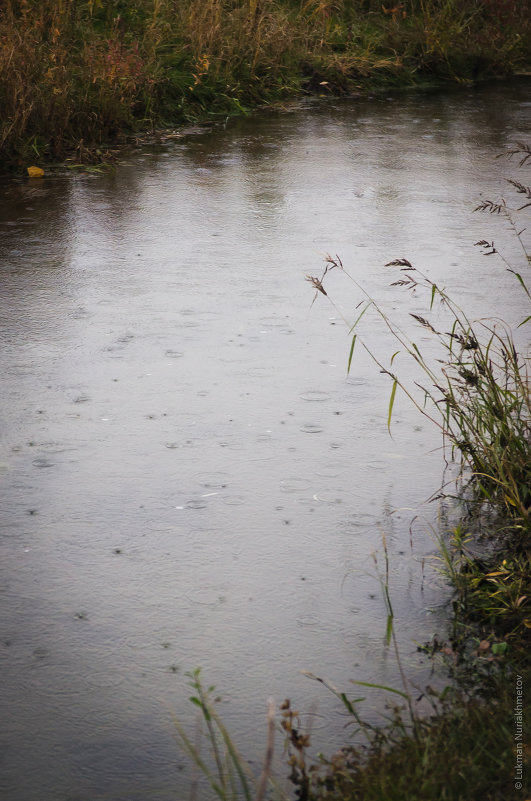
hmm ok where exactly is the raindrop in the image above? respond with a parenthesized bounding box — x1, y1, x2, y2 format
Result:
(32, 458, 53, 468)
(312, 493, 344, 505)
(300, 424, 323, 434)
(85, 672, 124, 688)
(315, 462, 345, 478)
(218, 440, 245, 451)
(296, 712, 328, 730)
(222, 495, 245, 506)
(186, 499, 208, 510)
(194, 471, 230, 488)
(346, 513, 379, 528)
(182, 439, 201, 449)
(296, 613, 320, 627)
(186, 589, 227, 606)
(367, 460, 389, 470)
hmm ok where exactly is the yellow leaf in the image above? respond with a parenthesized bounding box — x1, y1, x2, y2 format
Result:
(27, 166, 44, 178)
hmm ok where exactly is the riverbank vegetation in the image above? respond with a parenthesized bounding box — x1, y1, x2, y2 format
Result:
(1, 0, 531, 170)
(178, 147, 530, 799)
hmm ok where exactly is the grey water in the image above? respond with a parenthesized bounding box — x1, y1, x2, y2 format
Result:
(0, 80, 529, 800)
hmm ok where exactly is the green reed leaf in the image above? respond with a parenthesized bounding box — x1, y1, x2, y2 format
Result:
(351, 680, 409, 699)
(388, 379, 398, 433)
(347, 334, 357, 374)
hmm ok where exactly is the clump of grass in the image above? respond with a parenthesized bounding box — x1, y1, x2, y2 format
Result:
(310, 251, 530, 533)
(303, 681, 524, 801)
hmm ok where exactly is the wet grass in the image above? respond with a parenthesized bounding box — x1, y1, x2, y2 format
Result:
(307, 145, 531, 538)
(181, 572, 530, 800)
(302, 684, 527, 800)
(2, 1, 531, 170)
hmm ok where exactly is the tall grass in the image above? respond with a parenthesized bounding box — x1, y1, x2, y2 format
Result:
(307, 150, 531, 537)
(1, 0, 530, 168)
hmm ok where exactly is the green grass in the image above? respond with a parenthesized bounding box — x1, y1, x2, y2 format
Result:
(305, 681, 529, 800)
(1, 0, 530, 170)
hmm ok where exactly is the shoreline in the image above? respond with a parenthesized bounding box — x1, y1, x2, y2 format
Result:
(2, 1, 530, 172)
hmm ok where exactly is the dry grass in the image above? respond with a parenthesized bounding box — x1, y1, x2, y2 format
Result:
(1, 0, 529, 168)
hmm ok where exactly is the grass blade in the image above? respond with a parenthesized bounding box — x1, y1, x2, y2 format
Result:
(347, 334, 357, 374)
(350, 680, 409, 699)
(348, 300, 372, 334)
(385, 614, 394, 646)
(388, 379, 398, 433)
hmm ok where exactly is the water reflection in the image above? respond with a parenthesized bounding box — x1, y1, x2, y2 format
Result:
(0, 79, 530, 800)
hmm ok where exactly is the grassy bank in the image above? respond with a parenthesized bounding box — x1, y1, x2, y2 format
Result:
(1, 0, 530, 170)
(298, 542, 531, 800)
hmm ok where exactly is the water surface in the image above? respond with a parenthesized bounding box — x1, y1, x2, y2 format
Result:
(0, 80, 529, 800)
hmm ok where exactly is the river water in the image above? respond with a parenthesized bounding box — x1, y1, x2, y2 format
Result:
(1, 80, 529, 800)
